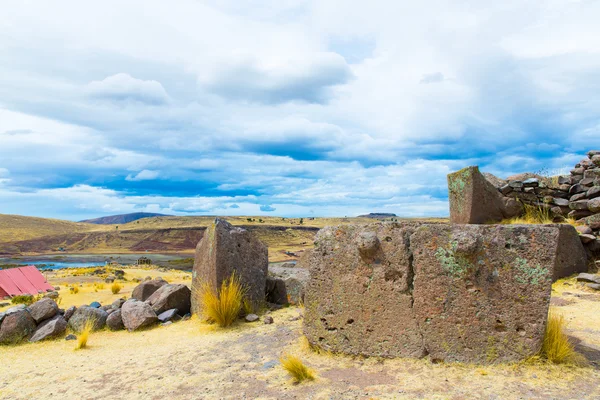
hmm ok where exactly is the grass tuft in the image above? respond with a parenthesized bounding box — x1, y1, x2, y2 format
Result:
(111, 282, 122, 294)
(200, 273, 245, 328)
(539, 311, 586, 366)
(502, 204, 554, 225)
(10, 294, 35, 305)
(75, 321, 93, 350)
(280, 354, 315, 383)
(70, 285, 79, 294)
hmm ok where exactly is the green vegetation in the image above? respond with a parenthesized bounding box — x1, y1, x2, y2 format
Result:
(10, 294, 36, 305)
(199, 273, 246, 328)
(280, 354, 315, 383)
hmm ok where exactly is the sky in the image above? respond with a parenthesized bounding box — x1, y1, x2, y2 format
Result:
(1, 0, 599, 221)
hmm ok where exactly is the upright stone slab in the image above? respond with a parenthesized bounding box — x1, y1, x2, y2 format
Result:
(448, 166, 522, 224)
(191, 218, 268, 315)
(302, 223, 426, 358)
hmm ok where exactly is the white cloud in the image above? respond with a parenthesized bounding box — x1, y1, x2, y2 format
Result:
(87, 73, 169, 105)
(126, 170, 160, 181)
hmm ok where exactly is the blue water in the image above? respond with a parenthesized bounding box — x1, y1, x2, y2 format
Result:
(1, 261, 106, 270)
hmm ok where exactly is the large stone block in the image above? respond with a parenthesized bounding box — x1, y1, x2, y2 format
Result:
(448, 166, 522, 224)
(303, 222, 582, 363)
(302, 223, 426, 358)
(191, 218, 268, 315)
(412, 224, 555, 363)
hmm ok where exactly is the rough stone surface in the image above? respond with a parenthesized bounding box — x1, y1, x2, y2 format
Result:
(67, 306, 108, 332)
(157, 309, 180, 323)
(191, 218, 268, 315)
(121, 300, 158, 331)
(106, 310, 125, 331)
(30, 315, 67, 342)
(63, 306, 76, 322)
(589, 198, 600, 213)
(131, 280, 167, 301)
(146, 284, 191, 315)
(0, 310, 36, 344)
(265, 277, 288, 305)
(448, 167, 522, 224)
(245, 314, 259, 322)
(577, 273, 600, 284)
(303, 223, 426, 359)
(28, 298, 59, 324)
(303, 222, 582, 363)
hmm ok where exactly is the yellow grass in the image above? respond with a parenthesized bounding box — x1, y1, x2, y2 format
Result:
(75, 321, 93, 350)
(280, 354, 315, 383)
(502, 204, 554, 225)
(199, 273, 245, 328)
(111, 282, 122, 294)
(540, 311, 586, 366)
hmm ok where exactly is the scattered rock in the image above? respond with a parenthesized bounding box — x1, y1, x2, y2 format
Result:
(121, 300, 158, 331)
(157, 309, 180, 323)
(580, 234, 596, 244)
(245, 314, 259, 322)
(576, 225, 593, 235)
(30, 315, 67, 342)
(28, 298, 58, 324)
(63, 306, 76, 322)
(588, 283, 600, 290)
(67, 306, 108, 332)
(112, 298, 126, 309)
(576, 273, 600, 284)
(263, 316, 274, 324)
(106, 310, 125, 331)
(132, 280, 167, 301)
(65, 334, 76, 341)
(44, 291, 59, 300)
(0, 310, 36, 344)
(146, 284, 191, 315)
(161, 321, 173, 327)
(89, 301, 101, 309)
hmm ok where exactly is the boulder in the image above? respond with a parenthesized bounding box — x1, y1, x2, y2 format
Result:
(30, 315, 67, 342)
(0, 310, 36, 344)
(131, 280, 167, 301)
(191, 218, 268, 315)
(576, 273, 600, 284)
(264, 316, 274, 324)
(121, 300, 157, 331)
(146, 284, 191, 315)
(112, 298, 126, 309)
(67, 306, 108, 332)
(44, 291, 59, 300)
(265, 277, 288, 305)
(63, 306, 76, 322)
(447, 167, 522, 224)
(589, 198, 600, 213)
(89, 301, 101, 309)
(284, 277, 305, 305)
(303, 222, 586, 363)
(106, 310, 125, 331)
(157, 309, 180, 323)
(245, 314, 259, 322)
(28, 298, 58, 324)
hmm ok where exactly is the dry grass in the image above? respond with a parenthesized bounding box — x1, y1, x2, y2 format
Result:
(199, 273, 245, 328)
(111, 282, 122, 294)
(280, 354, 315, 383)
(69, 285, 79, 294)
(502, 204, 554, 225)
(539, 311, 586, 366)
(75, 321, 93, 350)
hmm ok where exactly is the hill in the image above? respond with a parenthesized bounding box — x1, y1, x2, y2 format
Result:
(358, 213, 397, 219)
(0, 214, 104, 243)
(80, 212, 171, 225)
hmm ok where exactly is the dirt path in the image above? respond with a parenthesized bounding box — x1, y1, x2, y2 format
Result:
(2, 299, 600, 400)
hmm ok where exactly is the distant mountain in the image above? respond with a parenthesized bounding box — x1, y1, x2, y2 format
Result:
(358, 213, 397, 219)
(80, 212, 171, 225)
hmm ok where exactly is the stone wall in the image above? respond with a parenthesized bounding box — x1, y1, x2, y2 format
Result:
(302, 222, 586, 363)
(449, 150, 600, 257)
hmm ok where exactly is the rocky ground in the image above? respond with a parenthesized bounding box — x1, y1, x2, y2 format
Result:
(1, 274, 599, 400)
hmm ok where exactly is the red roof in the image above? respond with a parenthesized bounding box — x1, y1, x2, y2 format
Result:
(0, 266, 54, 297)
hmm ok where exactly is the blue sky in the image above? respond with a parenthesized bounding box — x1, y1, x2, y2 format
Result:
(0, 0, 599, 221)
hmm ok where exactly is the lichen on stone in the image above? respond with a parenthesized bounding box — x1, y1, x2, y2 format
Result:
(513, 257, 549, 285)
(435, 241, 473, 278)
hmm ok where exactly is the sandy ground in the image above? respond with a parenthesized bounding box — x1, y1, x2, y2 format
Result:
(1, 275, 600, 399)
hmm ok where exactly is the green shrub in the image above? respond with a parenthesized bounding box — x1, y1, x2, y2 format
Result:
(11, 294, 35, 305)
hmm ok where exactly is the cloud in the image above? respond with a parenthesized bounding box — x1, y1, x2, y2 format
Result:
(87, 73, 169, 105)
(260, 205, 276, 212)
(229, 204, 240, 209)
(420, 72, 445, 84)
(200, 52, 353, 104)
(126, 170, 160, 181)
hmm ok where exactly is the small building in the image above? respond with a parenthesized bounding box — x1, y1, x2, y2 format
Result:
(0, 266, 54, 298)
(137, 256, 152, 265)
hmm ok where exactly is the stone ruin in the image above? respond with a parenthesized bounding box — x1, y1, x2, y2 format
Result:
(301, 222, 586, 363)
(448, 150, 600, 258)
(191, 218, 269, 315)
